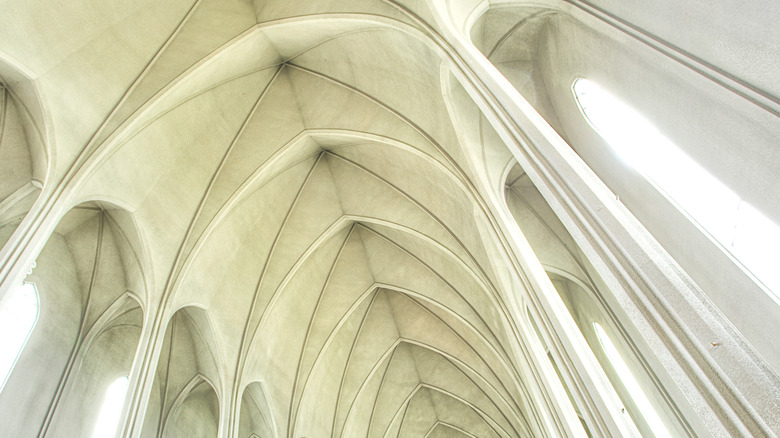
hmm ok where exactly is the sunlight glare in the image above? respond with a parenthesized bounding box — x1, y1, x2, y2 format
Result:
(0, 283, 39, 392)
(92, 376, 129, 438)
(574, 78, 780, 299)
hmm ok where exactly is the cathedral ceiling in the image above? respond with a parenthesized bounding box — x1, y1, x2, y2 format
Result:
(0, 0, 556, 436)
(3, 0, 780, 436)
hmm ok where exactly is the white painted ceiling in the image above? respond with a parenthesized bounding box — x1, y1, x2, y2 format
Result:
(0, 1, 558, 436)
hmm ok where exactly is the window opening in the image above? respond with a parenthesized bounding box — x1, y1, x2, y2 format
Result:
(573, 78, 780, 301)
(594, 323, 670, 437)
(0, 283, 39, 392)
(529, 308, 592, 436)
(92, 376, 129, 438)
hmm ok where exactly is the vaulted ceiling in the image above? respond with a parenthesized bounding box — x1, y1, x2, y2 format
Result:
(7, 0, 780, 438)
(0, 1, 565, 437)
(6, 0, 778, 436)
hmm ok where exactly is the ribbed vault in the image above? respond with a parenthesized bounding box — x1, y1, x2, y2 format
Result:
(8, 0, 778, 437)
(7, 1, 558, 437)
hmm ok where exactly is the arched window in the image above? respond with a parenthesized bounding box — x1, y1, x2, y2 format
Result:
(594, 323, 670, 437)
(0, 283, 39, 392)
(92, 376, 129, 438)
(573, 78, 780, 301)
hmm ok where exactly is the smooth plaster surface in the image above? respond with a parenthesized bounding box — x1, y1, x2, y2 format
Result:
(0, 1, 777, 437)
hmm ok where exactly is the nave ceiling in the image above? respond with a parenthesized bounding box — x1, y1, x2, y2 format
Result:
(1, 0, 779, 437)
(0, 1, 566, 437)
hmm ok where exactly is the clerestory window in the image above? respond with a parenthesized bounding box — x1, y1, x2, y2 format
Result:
(0, 283, 39, 393)
(594, 323, 670, 437)
(92, 376, 129, 438)
(573, 78, 780, 302)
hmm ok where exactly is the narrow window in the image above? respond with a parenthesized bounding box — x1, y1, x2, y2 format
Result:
(92, 376, 129, 438)
(0, 283, 39, 392)
(594, 323, 670, 437)
(573, 78, 780, 300)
